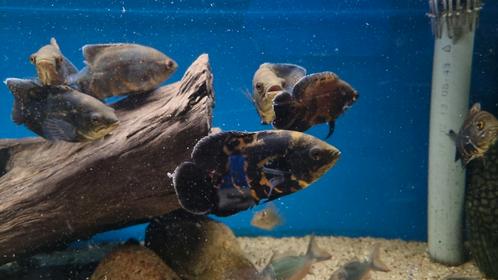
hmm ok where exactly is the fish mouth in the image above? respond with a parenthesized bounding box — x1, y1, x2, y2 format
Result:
(163, 59, 178, 71)
(309, 148, 341, 183)
(267, 85, 283, 93)
(36, 60, 62, 85)
(351, 90, 359, 101)
(78, 122, 119, 141)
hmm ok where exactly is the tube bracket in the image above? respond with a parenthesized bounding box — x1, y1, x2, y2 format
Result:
(428, 0, 483, 40)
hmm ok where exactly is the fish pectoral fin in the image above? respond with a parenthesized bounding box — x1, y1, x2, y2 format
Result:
(173, 161, 215, 215)
(42, 118, 77, 141)
(82, 43, 135, 65)
(214, 188, 255, 217)
(267, 176, 286, 199)
(447, 130, 463, 163)
(326, 120, 336, 139)
(262, 167, 288, 176)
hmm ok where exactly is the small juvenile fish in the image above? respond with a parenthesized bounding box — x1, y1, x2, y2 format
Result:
(73, 43, 177, 99)
(30, 37, 78, 86)
(5, 78, 119, 142)
(328, 244, 390, 280)
(250, 63, 306, 124)
(260, 235, 331, 280)
(273, 71, 359, 139)
(449, 103, 498, 166)
(251, 203, 283, 231)
(173, 130, 340, 217)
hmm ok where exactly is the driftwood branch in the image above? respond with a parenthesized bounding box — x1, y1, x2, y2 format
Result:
(0, 54, 214, 264)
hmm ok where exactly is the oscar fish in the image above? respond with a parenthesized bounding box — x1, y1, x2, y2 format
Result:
(249, 63, 306, 124)
(5, 78, 118, 142)
(328, 244, 390, 280)
(72, 43, 177, 99)
(260, 235, 332, 280)
(30, 37, 78, 86)
(273, 71, 359, 139)
(173, 130, 340, 217)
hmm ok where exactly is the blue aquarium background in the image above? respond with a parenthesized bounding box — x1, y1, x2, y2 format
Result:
(0, 0, 497, 242)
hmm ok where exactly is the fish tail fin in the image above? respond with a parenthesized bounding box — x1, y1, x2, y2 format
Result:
(368, 244, 390, 272)
(173, 161, 216, 215)
(306, 235, 331, 262)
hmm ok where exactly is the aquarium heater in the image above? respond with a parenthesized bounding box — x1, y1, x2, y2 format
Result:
(427, 0, 483, 265)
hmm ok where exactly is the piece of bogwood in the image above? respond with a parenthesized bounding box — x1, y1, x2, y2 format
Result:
(145, 210, 260, 280)
(0, 54, 214, 265)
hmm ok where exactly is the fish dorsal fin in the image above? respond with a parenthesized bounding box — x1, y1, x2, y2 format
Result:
(306, 235, 331, 261)
(4, 78, 44, 100)
(272, 250, 296, 261)
(368, 244, 390, 272)
(470, 103, 481, 115)
(267, 63, 306, 92)
(292, 72, 339, 100)
(50, 37, 60, 50)
(82, 43, 135, 65)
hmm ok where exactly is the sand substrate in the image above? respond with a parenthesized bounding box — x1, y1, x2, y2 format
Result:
(0, 236, 483, 279)
(239, 236, 482, 280)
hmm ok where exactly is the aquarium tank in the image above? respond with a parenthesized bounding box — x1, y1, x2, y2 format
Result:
(0, 0, 497, 279)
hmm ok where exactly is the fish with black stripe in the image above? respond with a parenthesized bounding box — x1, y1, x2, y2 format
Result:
(173, 130, 340, 216)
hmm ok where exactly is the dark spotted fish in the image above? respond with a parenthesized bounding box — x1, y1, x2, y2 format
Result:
(30, 37, 78, 86)
(260, 235, 331, 280)
(249, 63, 306, 124)
(449, 103, 498, 166)
(328, 244, 390, 280)
(5, 78, 118, 142)
(173, 130, 340, 217)
(72, 43, 177, 99)
(273, 71, 358, 139)
(451, 104, 498, 278)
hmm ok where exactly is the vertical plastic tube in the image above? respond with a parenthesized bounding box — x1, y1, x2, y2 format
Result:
(427, 0, 482, 265)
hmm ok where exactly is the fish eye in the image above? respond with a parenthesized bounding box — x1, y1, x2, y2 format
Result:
(55, 56, 63, 65)
(90, 113, 101, 124)
(476, 121, 485, 130)
(255, 83, 264, 94)
(309, 147, 323, 161)
(29, 55, 36, 64)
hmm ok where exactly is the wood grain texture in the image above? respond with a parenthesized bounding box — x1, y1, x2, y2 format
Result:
(0, 54, 214, 264)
